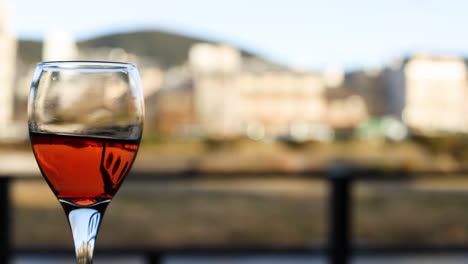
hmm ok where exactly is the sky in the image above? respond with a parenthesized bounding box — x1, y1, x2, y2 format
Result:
(8, 0, 468, 70)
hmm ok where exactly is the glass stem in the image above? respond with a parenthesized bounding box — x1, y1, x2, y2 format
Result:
(68, 208, 102, 264)
(61, 200, 110, 264)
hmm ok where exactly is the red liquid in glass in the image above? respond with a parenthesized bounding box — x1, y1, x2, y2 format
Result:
(30, 132, 139, 207)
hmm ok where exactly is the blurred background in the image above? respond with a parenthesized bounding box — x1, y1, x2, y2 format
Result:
(4, 0, 468, 263)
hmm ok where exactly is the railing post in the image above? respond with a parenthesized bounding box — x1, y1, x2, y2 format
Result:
(0, 177, 11, 264)
(147, 252, 163, 264)
(327, 164, 353, 264)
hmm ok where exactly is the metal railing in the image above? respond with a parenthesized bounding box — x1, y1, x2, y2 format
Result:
(0, 177, 10, 264)
(2, 167, 468, 264)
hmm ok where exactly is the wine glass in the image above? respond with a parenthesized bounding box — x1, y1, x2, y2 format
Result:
(28, 61, 144, 263)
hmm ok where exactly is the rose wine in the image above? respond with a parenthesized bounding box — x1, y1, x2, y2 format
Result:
(30, 132, 139, 207)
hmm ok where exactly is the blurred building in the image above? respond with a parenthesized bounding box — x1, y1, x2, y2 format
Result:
(146, 65, 195, 136)
(188, 43, 330, 141)
(325, 87, 369, 130)
(344, 69, 387, 117)
(19, 29, 468, 141)
(385, 55, 468, 134)
(189, 43, 243, 138)
(0, 0, 20, 141)
(42, 31, 78, 61)
(0, 0, 15, 120)
(239, 71, 328, 141)
(153, 81, 195, 136)
(323, 64, 345, 88)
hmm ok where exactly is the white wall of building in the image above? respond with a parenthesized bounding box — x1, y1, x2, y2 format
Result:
(0, 0, 16, 127)
(402, 56, 468, 133)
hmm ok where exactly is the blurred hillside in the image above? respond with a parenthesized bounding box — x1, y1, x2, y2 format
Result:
(17, 30, 263, 68)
